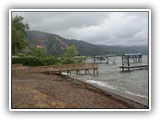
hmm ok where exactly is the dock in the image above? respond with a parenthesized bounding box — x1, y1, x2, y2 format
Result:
(120, 53, 148, 71)
(122, 53, 143, 63)
(39, 63, 98, 75)
(93, 54, 116, 64)
(13, 63, 98, 75)
(119, 64, 148, 71)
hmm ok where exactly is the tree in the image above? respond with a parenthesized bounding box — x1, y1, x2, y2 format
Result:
(12, 15, 29, 55)
(61, 45, 81, 64)
(65, 45, 78, 58)
(30, 46, 47, 57)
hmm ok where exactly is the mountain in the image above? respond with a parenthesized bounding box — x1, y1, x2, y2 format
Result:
(27, 30, 148, 56)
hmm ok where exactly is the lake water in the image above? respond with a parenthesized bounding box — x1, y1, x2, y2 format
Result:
(68, 55, 149, 106)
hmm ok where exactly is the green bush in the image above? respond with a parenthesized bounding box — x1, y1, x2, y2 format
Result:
(60, 57, 75, 64)
(12, 56, 44, 66)
(12, 56, 61, 66)
(41, 56, 60, 66)
(75, 56, 85, 64)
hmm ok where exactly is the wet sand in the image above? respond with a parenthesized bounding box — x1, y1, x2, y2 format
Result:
(11, 73, 148, 109)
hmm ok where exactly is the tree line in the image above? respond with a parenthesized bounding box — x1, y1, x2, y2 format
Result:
(12, 15, 84, 66)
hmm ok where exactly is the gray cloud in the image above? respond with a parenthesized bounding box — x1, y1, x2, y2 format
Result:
(12, 11, 148, 46)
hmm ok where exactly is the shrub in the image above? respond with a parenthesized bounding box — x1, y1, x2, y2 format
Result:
(75, 57, 84, 64)
(41, 56, 60, 66)
(60, 57, 75, 64)
(12, 56, 44, 66)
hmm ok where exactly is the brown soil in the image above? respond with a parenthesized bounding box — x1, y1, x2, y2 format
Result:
(11, 73, 147, 109)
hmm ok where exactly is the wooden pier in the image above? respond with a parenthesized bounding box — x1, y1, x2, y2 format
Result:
(120, 53, 148, 71)
(119, 64, 148, 71)
(93, 54, 116, 64)
(13, 63, 98, 75)
(122, 53, 142, 64)
(40, 63, 98, 75)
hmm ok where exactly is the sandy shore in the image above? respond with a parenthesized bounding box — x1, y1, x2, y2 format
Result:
(11, 73, 147, 109)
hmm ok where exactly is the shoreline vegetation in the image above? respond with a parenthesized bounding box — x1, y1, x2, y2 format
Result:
(12, 72, 147, 109)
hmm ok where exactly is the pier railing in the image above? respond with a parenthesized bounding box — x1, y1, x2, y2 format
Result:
(40, 63, 98, 75)
(13, 63, 98, 75)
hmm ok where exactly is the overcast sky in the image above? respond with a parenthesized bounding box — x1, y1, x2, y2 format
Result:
(12, 11, 148, 46)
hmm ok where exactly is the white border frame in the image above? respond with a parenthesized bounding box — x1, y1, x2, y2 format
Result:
(9, 9, 151, 111)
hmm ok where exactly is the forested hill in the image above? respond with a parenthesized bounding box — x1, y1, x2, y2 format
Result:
(27, 30, 148, 56)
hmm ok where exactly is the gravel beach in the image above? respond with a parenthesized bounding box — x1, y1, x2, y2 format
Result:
(11, 73, 147, 109)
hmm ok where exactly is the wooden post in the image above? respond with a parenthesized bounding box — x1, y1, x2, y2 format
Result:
(122, 55, 123, 66)
(127, 56, 130, 71)
(107, 57, 109, 64)
(76, 70, 80, 75)
(94, 57, 95, 63)
(59, 70, 62, 74)
(136, 55, 138, 63)
(122, 56, 124, 71)
(67, 70, 71, 75)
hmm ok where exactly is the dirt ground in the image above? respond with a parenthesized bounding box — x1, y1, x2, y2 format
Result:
(11, 73, 147, 109)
